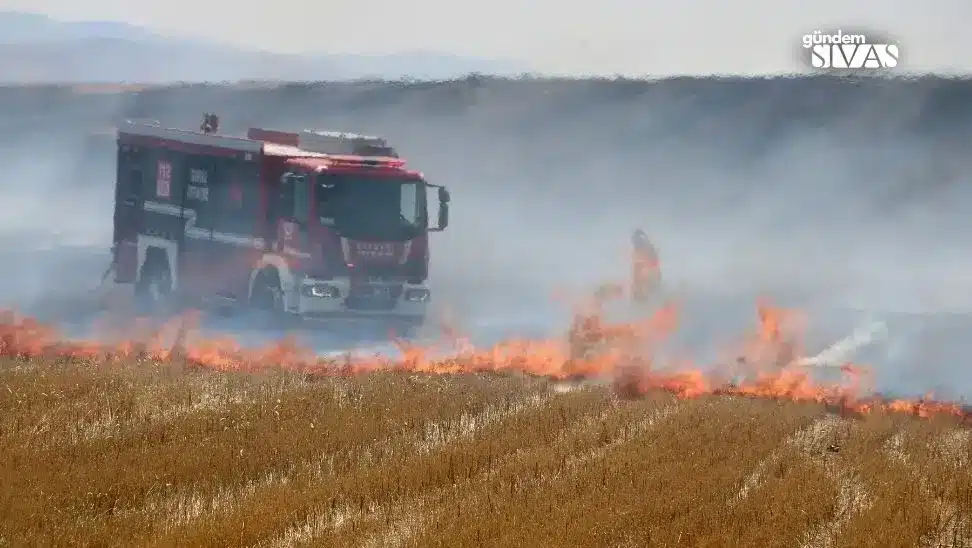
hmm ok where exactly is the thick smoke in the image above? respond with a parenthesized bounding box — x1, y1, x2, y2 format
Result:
(0, 98, 119, 316)
(2, 76, 972, 397)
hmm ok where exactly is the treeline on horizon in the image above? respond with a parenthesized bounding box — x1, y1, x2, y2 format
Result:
(0, 72, 969, 90)
(1, 73, 970, 149)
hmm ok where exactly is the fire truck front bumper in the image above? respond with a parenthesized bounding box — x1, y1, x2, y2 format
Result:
(292, 278, 430, 326)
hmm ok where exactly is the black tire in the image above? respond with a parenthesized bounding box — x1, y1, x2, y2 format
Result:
(249, 269, 290, 327)
(134, 257, 172, 316)
(249, 269, 281, 310)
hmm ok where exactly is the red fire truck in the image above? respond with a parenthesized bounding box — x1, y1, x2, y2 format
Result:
(110, 115, 450, 332)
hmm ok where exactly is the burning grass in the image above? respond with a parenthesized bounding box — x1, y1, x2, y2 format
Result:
(2, 289, 972, 545)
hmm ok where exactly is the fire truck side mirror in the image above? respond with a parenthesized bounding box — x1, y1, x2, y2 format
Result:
(428, 184, 450, 231)
(437, 202, 449, 230)
(426, 184, 449, 231)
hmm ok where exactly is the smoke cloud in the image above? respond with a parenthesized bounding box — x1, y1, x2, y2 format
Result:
(2, 76, 972, 397)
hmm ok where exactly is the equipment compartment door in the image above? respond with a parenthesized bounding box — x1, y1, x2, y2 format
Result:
(113, 145, 146, 283)
(177, 153, 216, 299)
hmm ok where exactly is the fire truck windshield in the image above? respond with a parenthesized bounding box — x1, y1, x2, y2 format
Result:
(317, 173, 426, 240)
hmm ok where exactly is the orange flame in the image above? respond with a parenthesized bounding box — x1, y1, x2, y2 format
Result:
(1, 286, 969, 424)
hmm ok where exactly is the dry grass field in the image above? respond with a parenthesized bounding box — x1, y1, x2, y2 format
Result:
(2, 300, 972, 547)
(3, 360, 972, 548)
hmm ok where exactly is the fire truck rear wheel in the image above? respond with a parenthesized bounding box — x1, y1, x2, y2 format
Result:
(250, 268, 284, 314)
(134, 254, 172, 315)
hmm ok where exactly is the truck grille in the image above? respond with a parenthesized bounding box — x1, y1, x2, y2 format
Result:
(345, 284, 403, 310)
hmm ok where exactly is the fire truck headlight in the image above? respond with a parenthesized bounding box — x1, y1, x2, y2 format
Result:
(404, 288, 430, 302)
(306, 284, 340, 298)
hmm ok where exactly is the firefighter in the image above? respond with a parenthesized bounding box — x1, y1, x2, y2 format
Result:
(200, 113, 219, 134)
(630, 228, 660, 302)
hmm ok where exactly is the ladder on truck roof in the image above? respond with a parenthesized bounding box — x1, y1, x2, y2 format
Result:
(248, 127, 399, 158)
(119, 119, 264, 154)
(120, 116, 399, 158)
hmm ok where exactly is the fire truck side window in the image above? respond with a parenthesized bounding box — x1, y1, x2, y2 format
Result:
(116, 148, 145, 203)
(214, 159, 259, 235)
(120, 170, 142, 203)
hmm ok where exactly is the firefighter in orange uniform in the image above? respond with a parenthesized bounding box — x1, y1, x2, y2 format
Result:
(756, 301, 798, 368)
(631, 229, 660, 302)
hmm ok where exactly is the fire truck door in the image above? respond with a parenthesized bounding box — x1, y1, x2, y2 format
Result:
(273, 173, 310, 255)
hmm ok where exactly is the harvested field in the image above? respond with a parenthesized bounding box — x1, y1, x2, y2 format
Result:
(2, 301, 972, 547)
(2, 359, 972, 547)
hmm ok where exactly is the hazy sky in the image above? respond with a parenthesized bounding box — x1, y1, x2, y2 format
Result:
(2, 0, 970, 75)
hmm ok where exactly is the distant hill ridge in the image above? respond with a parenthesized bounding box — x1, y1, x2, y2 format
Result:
(0, 11, 524, 83)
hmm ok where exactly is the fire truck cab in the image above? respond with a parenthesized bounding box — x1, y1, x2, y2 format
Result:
(111, 116, 450, 332)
